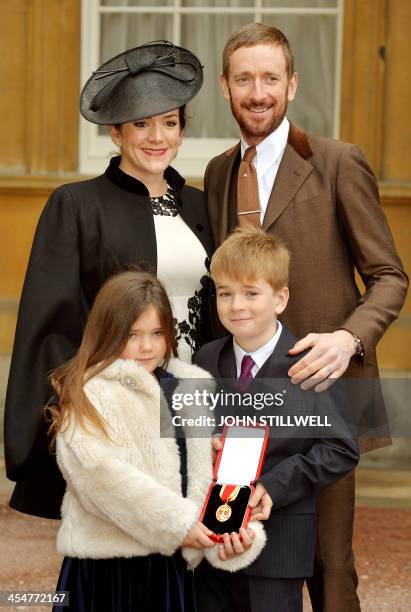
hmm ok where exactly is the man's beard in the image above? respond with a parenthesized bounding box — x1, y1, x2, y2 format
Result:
(229, 91, 288, 142)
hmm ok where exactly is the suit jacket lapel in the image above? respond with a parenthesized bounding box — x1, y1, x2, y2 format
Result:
(262, 124, 314, 232)
(255, 324, 297, 380)
(216, 144, 241, 244)
(218, 338, 237, 379)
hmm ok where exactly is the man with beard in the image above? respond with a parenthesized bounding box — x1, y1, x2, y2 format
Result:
(204, 22, 407, 612)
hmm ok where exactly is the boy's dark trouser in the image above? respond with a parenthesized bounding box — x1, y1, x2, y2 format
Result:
(195, 563, 304, 612)
(306, 470, 361, 612)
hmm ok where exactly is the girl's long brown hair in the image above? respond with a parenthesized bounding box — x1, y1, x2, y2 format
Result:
(47, 271, 178, 446)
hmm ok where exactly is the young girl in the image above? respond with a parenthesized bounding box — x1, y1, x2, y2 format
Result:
(49, 271, 264, 612)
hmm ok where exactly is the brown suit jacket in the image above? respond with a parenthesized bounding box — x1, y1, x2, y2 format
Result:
(204, 124, 408, 452)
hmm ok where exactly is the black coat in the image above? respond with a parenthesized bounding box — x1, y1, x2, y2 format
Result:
(5, 157, 215, 519)
(194, 325, 359, 578)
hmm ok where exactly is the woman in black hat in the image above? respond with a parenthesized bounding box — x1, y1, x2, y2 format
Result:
(4, 42, 217, 522)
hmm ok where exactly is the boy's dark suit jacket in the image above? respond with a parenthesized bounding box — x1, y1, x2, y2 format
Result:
(195, 324, 359, 578)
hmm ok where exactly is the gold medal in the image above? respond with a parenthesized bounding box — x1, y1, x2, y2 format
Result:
(216, 503, 232, 522)
(215, 484, 241, 522)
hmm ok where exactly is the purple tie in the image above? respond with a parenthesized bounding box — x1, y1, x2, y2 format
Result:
(237, 355, 255, 391)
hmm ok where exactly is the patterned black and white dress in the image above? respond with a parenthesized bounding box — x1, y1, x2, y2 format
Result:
(151, 186, 208, 362)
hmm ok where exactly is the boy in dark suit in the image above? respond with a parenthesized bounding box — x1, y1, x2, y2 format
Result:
(194, 227, 359, 612)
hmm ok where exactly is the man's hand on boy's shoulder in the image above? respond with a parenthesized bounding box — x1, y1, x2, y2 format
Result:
(249, 483, 273, 521)
(288, 330, 357, 392)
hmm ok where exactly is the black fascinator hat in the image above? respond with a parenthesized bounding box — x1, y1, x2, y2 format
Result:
(80, 41, 203, 125)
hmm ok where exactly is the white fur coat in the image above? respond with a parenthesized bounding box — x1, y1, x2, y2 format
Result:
(56, 357, 265, 571)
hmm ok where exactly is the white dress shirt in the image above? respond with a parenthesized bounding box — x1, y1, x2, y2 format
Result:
(233, 321, 283, 379)
(240, 117, 289, 223)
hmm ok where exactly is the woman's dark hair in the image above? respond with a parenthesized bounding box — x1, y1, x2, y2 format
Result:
(178, 105, 186, 130)
(114, 104, 186, 131)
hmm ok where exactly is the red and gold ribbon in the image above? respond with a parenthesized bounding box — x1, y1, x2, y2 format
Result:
(216, 484, 241, 522)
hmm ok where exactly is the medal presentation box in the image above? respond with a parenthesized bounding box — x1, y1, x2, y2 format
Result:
(200, 425, 269, 543)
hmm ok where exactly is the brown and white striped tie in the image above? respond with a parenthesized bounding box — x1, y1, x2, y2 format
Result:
(237, 145, 260, 228)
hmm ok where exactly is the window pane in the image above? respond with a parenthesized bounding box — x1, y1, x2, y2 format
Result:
(181, 1, 254, 6)
(263, 14, 337, 137)
(100, 13, 173, 63)
(100, 0, 337, 6)
(181, 14, 337, 138)
(98, 13, 173, 135)
(262, 0, 338, 7)
(101, 1, 174, 6)
(98, 9, 338, 139)
(181, 14, 252, 138)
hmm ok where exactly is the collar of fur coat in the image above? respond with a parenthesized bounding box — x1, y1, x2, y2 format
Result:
(94, 356, 213, 399)
(87, 357, 215, 441)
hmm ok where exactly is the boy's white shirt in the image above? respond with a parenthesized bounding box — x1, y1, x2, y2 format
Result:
(233, 321, 283, 378)
(56, 357, 266, 570)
